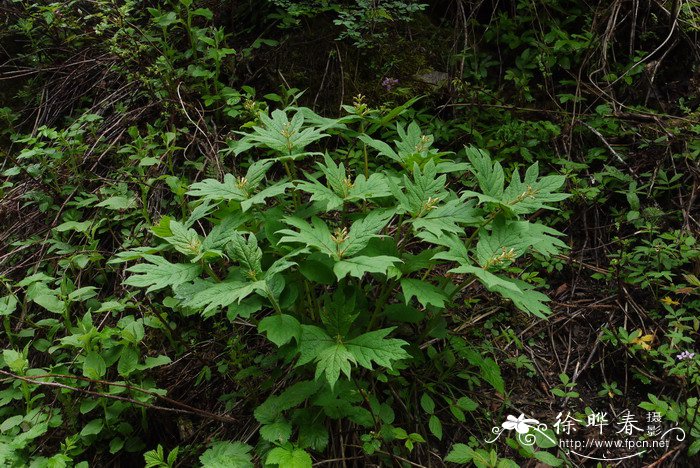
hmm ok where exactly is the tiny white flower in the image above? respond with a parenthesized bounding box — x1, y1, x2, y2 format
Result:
(502, 414, 539, 434)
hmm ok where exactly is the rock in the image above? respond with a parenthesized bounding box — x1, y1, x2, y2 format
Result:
(414, 70, 449, 86)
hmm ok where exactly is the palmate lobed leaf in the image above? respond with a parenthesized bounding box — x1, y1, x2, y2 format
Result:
(226, 231, 263, 276)
(258, 313, 302, 347)
(345, 328, 410, 370)
(400, 278, 448, 309)
(341, 209, 394, 257)
(178, 279, 263, 317)
(241, 182, 292, 211)
(295, 176, 344, 211)
(199, 441, 253, 468)
(359, 121, 453, 169)
(266, 445, 313, 468)
(276, 217, 337, 258)
(164, 220, 202, 257)
(476, 218, 567, 268)
(296, 326, 409, 388)
(411, 197, 480, 236)
(449, 264, 552, 318)
(277, 209, 394, 260)
(465, 146, 504, 199)
(232, 109, 329, 157)
(388, 160, 447, 217)
(198, 212, 248, 258)
(332, 255, 402, 280)
(187, 160, 290, 211)
(124, 255, 202, 293)
(464, 146, 569, 214)
(187, 173, 247, 202)
(254, 380, 322, 425)
(296, 156, 391, 212)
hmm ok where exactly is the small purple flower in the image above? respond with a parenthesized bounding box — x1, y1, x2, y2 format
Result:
(381, 77, 399, 91)
(677, 350, 696, 361)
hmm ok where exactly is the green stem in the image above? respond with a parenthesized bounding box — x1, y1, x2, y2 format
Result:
(203, 262, 221, 282)
(366, 279, 395, 331)
(3, 317, 13, 347)
(266, 285, 283, 315)
(464, 209, 500, 250)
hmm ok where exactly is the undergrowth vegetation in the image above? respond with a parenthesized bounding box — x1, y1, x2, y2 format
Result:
(1, 0, 699, 467)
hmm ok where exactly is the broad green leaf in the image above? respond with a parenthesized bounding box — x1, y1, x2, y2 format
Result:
(346, 328, 410, 371)
(16, 272, 54, 287)
(124, 255, 202, 293)
(401, 278, 447, 308)
(313, 341, 355, 387)
(33, 292, 65, 314)
(296, 177, 344, 211)
(188, 171, 290, 212)
(254, 380, 321, 424)
(493, 279, 552, 318)
(117, 347, 139, 376)
(411, 198, 480, 236)
(277, 217, 337, 258)
(83, 351, 107, 379)
(464, 148, 569, 214)
(233, 109, 328, 157)
(316, 153, 348, 196)
(95, 195, 137, 211)
(420, 393, 435, 413)
(476, 218, 567, 269)
(459, 347, 506, 394)
(445, 444, 476, 463)
(448, 264, 520, 294)
(265, 253, 299, 279)
(357, 134, 401, 164)
(122, 320, 145, 343)
(259, 314, 302, 347)
(428, 414, 443, 440)
(187, 174, 246, 202)
(534, 451, 563, 466)
(80, 419, 104, 437)
(388, 161, 447, 217)
(165, 220, 202, 257)
(297, 418, 329, 452)
(266, 445, 312, 468)
(54, 220, 91, 233)
(68, 286, 98, 302)
(2, 349, 28, 373)
(244, 159, 276, 188)
(199, 441, 253, 468)
(297, 155, 391, 211)
(298, 253, 335, 284)
(202, 213, 247, 251)
(341, 209, 394, 257)
(0, 415, 23, 432)
(500, 162, 569, 214)
(180, 280, 262, 316)
(457, 396, 478, 411)
(478, 357, 505, 394)
(139, 355, 172, 370)
(348, 173, 391, 201)
(333, 255, 401, 280)
(240, 182, 292, 212)
(465, 146, 504, 198)
(227, 232, 263, 277)
(260, 420, 292, 443)
(360, 121, 450, 168)
(296, 326, 351, 388)
(320, 290, 358, 337)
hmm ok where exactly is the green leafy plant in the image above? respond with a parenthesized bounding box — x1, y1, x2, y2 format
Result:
(118, 104, 569, 462)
